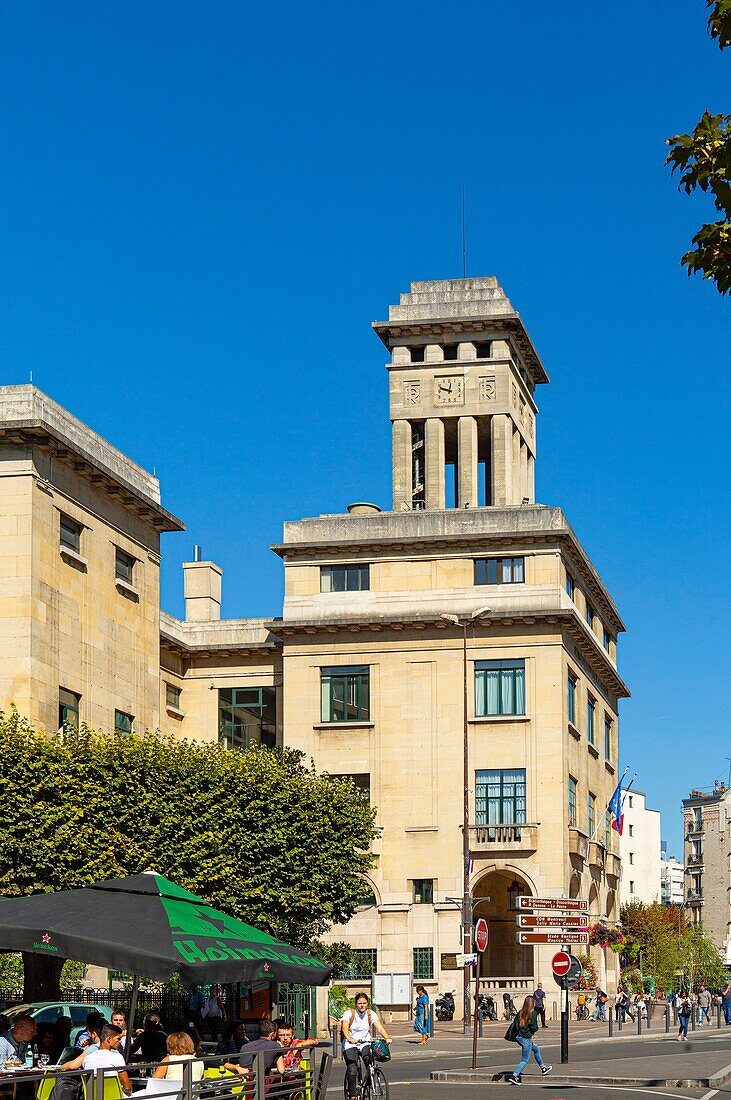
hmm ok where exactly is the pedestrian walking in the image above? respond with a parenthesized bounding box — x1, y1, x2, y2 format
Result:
(202, 988, 225, 1042)
(677, 991, 692, 1041)
(592, 987, 608, 1022)
(413, 985, 430, 1044)
(533, 983, 546, 1028)
(721, 982, 731, 1025)
(506, 996, 552, 1085)
(697, 985, 711, 1025)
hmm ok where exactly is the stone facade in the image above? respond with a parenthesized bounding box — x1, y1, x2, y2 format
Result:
(0, 277, 629, 1015)
(682, 786, 731, 962)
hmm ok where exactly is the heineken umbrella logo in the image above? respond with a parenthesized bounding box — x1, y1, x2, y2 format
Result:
(263, 963, 270, 972)
(42, 934, 51, 943)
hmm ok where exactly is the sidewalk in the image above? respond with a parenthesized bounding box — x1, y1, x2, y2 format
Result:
(429, 1029, 731, 1089)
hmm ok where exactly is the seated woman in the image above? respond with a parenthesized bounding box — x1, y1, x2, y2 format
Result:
(150, 1032, 205, 1084)
(216, 1021, 248, 1056)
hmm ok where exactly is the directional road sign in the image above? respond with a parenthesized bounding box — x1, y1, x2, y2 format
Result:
(516, 931, 589, 945)
(517, 896, 589, 912)
(475, 918, 489, 953)
(517, 914, 588, 929)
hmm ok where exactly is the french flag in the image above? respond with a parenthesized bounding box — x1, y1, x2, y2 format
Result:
(608, 780, 624, 835)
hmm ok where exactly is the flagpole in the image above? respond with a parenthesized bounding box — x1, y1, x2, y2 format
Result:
(587, 766, 630, 844)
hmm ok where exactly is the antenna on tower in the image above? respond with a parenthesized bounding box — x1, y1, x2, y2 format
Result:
(461, 184, 467, 278)
(726, 757, 731, 788)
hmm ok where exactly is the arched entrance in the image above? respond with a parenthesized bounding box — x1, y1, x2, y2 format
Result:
(473, 869, 534, 978)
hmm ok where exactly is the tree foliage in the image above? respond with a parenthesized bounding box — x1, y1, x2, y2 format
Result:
(619, 900, 726, 991)
(666, 2, 731, 294)
(0, 711, 377, 998)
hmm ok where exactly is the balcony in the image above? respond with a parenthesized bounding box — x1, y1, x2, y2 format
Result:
(687, 889, 704, 906)
(686, 825, 704, 839)
(588, 840, 606, 869)
(468, 823, 539, 854)
(687, 853, 704, 869)
(605, 851, 621, 880)
(569, 826, 588, 860)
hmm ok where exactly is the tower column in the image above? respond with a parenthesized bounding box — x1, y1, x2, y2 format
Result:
(520, 442, 529, 503)
(527, 452, 535, 503)
(425, 418, 446, 509)
(490, 415, 513, 506)
(392, 420, 413, 510)
(512, 430, 521, 505)
(457, 416, 478, 508)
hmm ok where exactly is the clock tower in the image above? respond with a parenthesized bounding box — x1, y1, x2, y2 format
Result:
(373, 278, 549, 510)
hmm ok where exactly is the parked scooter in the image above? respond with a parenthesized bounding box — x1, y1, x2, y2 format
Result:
(477, 993, 497, 1021)
(435, 990, 456, 1021)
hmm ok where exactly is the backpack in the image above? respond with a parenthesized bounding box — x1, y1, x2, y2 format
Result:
(50, 1078, 84, 1100)
(342, 1009, 372, 1047)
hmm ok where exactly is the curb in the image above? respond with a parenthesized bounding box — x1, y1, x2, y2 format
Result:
(430, 1070, 717, 1088)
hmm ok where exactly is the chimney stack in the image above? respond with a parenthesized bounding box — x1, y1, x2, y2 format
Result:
(183, 552, 222, 621)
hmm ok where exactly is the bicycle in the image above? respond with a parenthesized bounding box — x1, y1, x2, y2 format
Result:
(575, 1003, 589, 1020)
(343, 1043, 389, 1100)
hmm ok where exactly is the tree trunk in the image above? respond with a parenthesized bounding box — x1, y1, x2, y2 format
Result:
(22, 952, 65, 1002)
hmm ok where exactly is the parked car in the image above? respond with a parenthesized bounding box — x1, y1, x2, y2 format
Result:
(3, 1002, 112, 1042)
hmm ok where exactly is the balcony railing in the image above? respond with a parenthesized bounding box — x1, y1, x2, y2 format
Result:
(468, 823, 539, 852)
(687, 854, 704, 867)
(687, 890, 704, 905)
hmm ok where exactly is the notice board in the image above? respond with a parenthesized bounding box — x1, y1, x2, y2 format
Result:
(372, 972, 411, 1006)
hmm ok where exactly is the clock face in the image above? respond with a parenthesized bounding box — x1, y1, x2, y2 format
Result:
(434, 376, 465, 405)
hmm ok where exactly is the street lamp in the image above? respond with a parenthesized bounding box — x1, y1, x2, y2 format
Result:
(440, 605, 491, 1030)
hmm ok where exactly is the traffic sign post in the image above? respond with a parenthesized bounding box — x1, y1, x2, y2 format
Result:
(517, 931, 589, 945)
(471, 919, 488, 1070)
(551, 951, 581, 1065)
(517, 914, 588, 928)
(517, 896, 589, 912)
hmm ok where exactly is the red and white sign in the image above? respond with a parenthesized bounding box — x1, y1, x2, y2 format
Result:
(518, 896, 589, 912)
(475, 918, 489, 953)
(551, 951, 572, 978)
(517, 931, 589, 945)
(517, 914, 588, 929)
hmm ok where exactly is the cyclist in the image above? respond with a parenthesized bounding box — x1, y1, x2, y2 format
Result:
(341, 992, 391, 1100)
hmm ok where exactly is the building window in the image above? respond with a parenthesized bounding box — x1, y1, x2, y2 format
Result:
(588, 792, 596, 837)
(604, 716, 612, 758)
(475, 769, 526, 825)
(115, 548, 136, 584)
(58, 688, 80, 731)
(566, 572, 575, 599)
(474, 557, 524, 585)
(567, 673, 577, 725)
(320, 564, 370, 593)
(603, 628, 612, 650)
(629, 852, 634, 865)
(442, 343, 458, 361)
(586, 604, 595, 628)
(413, 879, 434, 904)
(628, 796, 634, 809)
(692, 807, 702, 829)
(413, 948, 434, 980)
(114, 710, 134, 736)
(587, 697, 596, 745)
(410, 345, 425, 363)
(328, 773, 370, 801)
(604, 809, 610, 849)
(475, 660, 525, 716)
(568, 775, 577, 826)
(165, 683, 181, 710)
(629, 824, 634, 837)
(342, 948, 377, 980)
(475, 341, 492, 359)
(219, 687, 276, 749)
(629, 880, 634, 894)
(60, 514, 82, 553)
(321, 666, 370, 723)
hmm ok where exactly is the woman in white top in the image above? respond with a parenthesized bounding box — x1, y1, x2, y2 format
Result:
(151, 1032, 205, 1083)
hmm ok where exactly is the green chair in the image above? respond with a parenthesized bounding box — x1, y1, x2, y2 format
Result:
(83, 1074, 124, 1100)
(36, 1074, 58, 1100)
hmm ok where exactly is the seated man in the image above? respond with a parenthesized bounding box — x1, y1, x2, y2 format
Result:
(63, 1025, 131, 1097)
(276, 1021, 317, 1072)
(224, 1019, 285, 1077)
(0, 1014, 36, 1064)
(75, 1013, 107, 1052)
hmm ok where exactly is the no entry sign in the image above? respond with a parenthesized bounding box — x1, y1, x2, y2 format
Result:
(552, 951, 572, 978)
(475, 918, 488, 953)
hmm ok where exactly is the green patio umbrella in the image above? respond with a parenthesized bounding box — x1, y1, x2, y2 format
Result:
(0, 872, 332, 986)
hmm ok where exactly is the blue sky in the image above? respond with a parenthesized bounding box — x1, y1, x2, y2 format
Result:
(2, 1, 728, 858)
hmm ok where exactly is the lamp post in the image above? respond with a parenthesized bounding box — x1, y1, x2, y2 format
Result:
(441, 606, 491, 1030)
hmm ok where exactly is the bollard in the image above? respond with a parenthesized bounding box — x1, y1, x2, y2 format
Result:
(429, 1005, 434, 1037)
(618, 1011, 622, 1032)
(332, 1025, 338, 1059)
(647, 1003, 652, 1031)
(478, 1011, 483, 1038)
(665, 1005, 670, 1034)
(718, 1004, 722, 1030)
(637, 1008, 642, 1036)
(691, 1008, 696, 1031)
(608, 1011, 613, 1037)
(553, 1001, 557, 1022)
